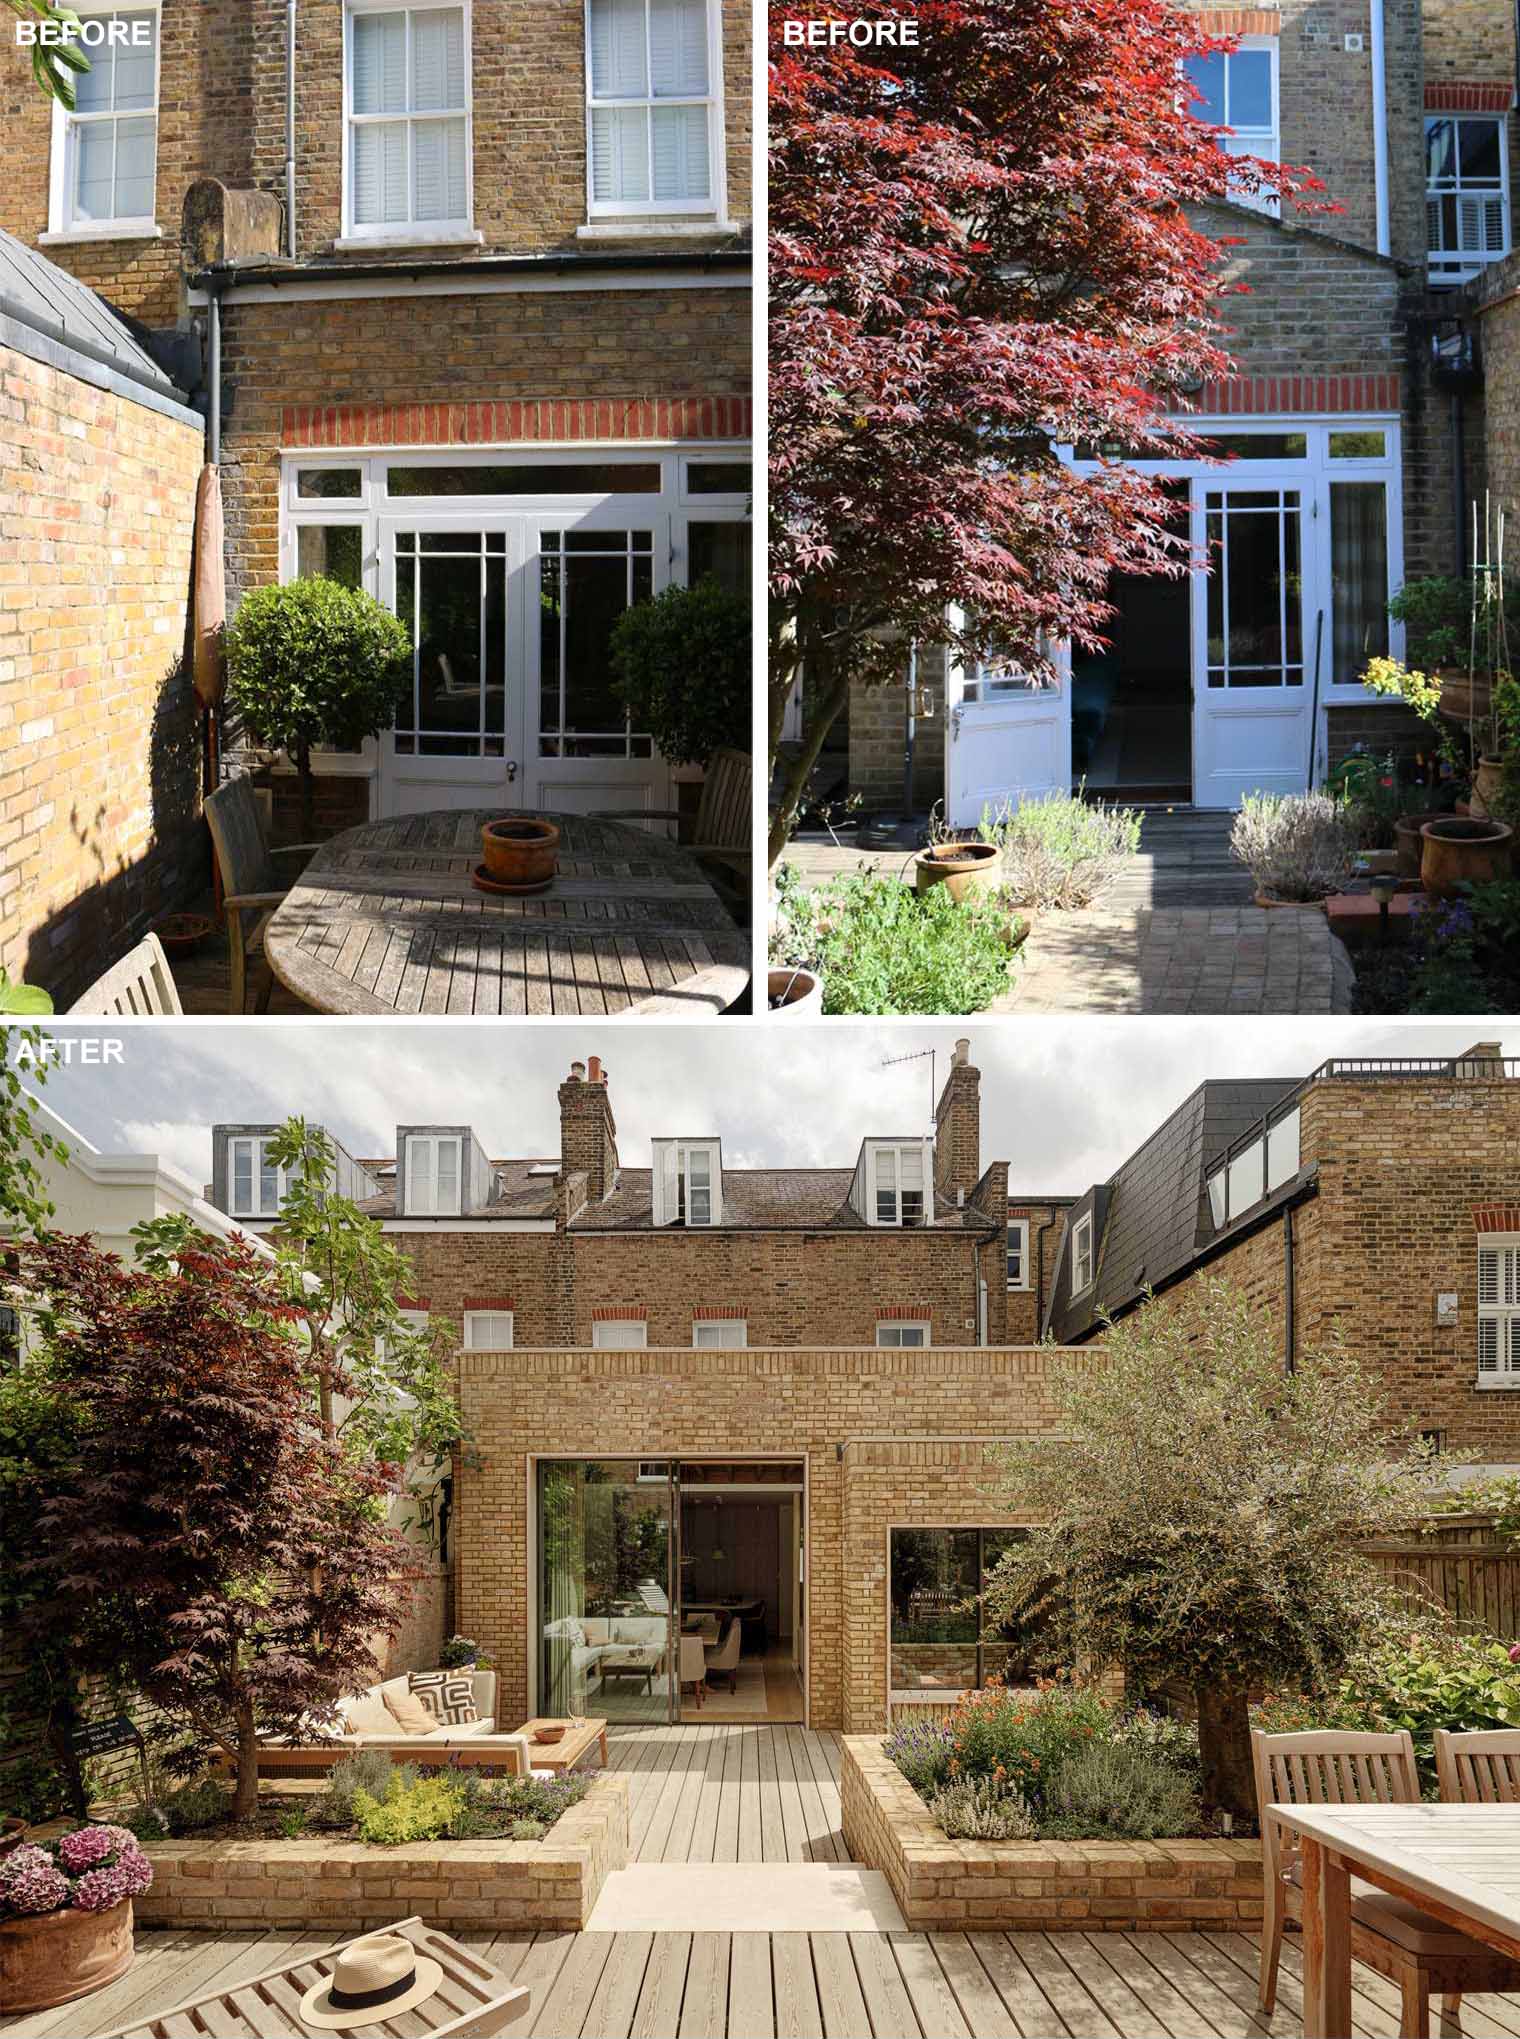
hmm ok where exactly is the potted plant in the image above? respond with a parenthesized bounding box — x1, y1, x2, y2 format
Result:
(767, 965, 825, 1015)
(1419, 815, 1515, 899)
(609, 577, 750, 836)
(1471, 673, 1520, 822)
(480, 816, 561, 891)
(438, 1634, 493, 1671)
(224, 577, 412, 840)
(913, 836, 1003, 904)
(0, 1826, 152, 2015)
(1385, 577, 1478, 722)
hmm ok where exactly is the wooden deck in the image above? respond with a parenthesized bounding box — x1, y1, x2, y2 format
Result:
(613, 1725, 846, 1864)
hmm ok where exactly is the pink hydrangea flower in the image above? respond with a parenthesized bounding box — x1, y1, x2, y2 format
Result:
(0, 1847, 71, 1917)
(57, 1825, 135, 1872)
(72, 1847, 152, 1913)
(1509, 1642, 1520, 1664)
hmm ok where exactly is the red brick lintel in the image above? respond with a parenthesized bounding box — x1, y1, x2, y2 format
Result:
(1474, 1207, 1520, 1234)
(1178, 374, 1402, 417)
(1426, 83, 1516, 115)
(281, 397, 753, 449)
(877, 1304, 933, 1320)
(592, 1305, 649, 1321)
(1191, 9, 1281, 36)
(692, 1305, 748, 1320)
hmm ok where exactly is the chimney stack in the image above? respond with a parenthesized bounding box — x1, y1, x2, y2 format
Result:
(559, 1056, 619, 1201)
(1453, 1041, 1508, 1079)
(934, 1038, 981, 1204)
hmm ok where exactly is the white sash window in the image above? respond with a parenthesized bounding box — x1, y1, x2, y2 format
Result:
(1479, 1240, 1520, 1383)
(463, 1310, 514, 1349)
(1427, 117, 1510, 286)
(586, 0, 719, 215)
(49, 6, 160, 235)
(347, 2, 472, 235)
(405, 1133, 463, 1215)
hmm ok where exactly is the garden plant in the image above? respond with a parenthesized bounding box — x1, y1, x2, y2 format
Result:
(609, 578, 750, 767)
(977, 790, 1142, 911)
(769, 864, 1019, 1015)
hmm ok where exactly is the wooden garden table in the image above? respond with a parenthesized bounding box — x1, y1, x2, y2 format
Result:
(1273, 1801, 1520, 2038)
(513, 1717, 609, 1773)
(264, 809, 749, 1017)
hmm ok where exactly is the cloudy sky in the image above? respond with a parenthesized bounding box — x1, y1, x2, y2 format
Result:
(13, 1017, 1517, 1196)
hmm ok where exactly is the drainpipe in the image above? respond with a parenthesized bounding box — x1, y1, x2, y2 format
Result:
(1453, 391, 1468, 575)
(286, 0, 298, 260)
(1282, 1204, 1297, 1375)
(208, 281, 222, 464)
(1370, 0, 1391, 258)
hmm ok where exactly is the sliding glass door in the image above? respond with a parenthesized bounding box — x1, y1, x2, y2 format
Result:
(536, 1460, 676, 1725)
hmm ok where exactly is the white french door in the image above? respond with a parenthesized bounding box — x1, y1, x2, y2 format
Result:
(1191, 480, 1314, 807)
(943, 630, 1073, 830)
(377, 510, 672, 816)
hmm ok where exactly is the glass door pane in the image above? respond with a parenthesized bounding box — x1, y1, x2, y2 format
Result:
(393, 530, 508, 758)
(1204, 489, 1305, 690)
(537, 1460, 675, 1725)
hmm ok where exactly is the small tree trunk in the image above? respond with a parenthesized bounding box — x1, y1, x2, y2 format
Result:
(1195, 1677, 1256, 1823)
(232, 1697, 260, 1823)
(766, 660, 853, 867)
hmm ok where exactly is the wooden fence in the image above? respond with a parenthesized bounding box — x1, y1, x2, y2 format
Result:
(1360, 1513, 1520, 1640)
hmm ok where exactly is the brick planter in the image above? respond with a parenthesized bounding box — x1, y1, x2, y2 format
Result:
(841, 1737, 1263, 1932)
(134, 1774, 627, 1933)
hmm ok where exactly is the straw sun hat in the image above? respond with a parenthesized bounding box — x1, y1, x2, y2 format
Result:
(298, 1933, 445, 2030)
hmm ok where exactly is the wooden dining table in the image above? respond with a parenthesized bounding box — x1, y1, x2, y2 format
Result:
(264, 808, 749, 1017)
(1273, 1801, 1520, 2038)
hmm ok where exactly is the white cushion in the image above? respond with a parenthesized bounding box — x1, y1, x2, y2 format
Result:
(342, 1690, 396, 1735)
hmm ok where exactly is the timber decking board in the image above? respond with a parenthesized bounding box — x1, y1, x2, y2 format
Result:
(263, 810, 748, 1017)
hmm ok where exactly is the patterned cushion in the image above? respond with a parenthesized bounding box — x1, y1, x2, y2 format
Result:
(410, 1671, 478, 1726)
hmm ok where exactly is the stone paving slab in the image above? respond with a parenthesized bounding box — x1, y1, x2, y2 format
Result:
(586, 1863, 905, 1932)
(993, 906, 1355, 1015)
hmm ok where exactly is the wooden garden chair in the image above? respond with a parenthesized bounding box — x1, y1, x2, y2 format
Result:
(69, 932, 183, 1016)
(596, 746, 752, 914)
(204, 777, 322, 1014)
(1254, 1727, 1520, 2036)
(1435, 1728, 1520, 1807)
(100, 1917, 529, 2037)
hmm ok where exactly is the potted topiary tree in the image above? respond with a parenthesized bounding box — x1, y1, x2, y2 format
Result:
(608, 578, 749, 828)
(224, 578, 412, 840)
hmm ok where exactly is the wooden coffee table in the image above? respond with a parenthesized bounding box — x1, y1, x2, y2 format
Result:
(518, 1716, 609, 1772)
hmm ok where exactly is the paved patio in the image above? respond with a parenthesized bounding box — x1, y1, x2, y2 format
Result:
(779, 812, 1355, 1015)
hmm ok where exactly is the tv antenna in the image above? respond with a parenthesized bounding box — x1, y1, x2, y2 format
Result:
(880, 1047, 937, 1133)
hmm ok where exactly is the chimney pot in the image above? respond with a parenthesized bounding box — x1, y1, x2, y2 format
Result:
(588, 1055, 603, 1084)
(570, 1061, 586, 1082)
(954, 1038, 970, 1065)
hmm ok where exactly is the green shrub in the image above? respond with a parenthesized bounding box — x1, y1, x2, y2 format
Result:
(770, 868, 1018, 1015)
(1038, 1740, 1200, 1840)
(927, 1776, 1037, 1840)
(510, 1817, 547, 1840)
(946, 1683, 1113, 1809)
(353, 1774, 466, 1846)
(1112, 1708, 1202, 1784)
(278, 1808, 309, 1839)
(608, 577, 750, 766)
(978, 790, 1142, 910)
(1229, 792, 1358, 902)
(312, 1748, 403, 1831)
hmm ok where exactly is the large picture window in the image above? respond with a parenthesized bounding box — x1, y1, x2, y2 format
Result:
(50, 6, 159, 235)
(586, 0, 718, 214)
(889, 1528, 1047, 1698)
(347, 2, 472, 237)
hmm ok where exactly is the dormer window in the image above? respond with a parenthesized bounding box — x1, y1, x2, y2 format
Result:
(868, 1142, 930, 1227)
(1071, 1212, 1095, 1295)
(652, 1139, 722, 1226)
(406, 1133, 462, 1216)
(229, 1135, 287, 1219)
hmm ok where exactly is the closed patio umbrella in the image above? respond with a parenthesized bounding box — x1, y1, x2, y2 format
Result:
(192, 462, 226, 708)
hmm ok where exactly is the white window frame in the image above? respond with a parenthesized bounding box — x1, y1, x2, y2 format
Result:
(341, 0, 478, 247)
(592, 1318, 648, 1348)
(876, 1321, 930, 1349)
(1425, 114, 1512, 286)
(866, 1140, 932, 1228)
(45, 1, 162, 243)
(1006, 1219, 1030, 1291)
(405, 1133, 464, 1216)
(1478, 1237, 1520, 1387)
(692, 1319, 746, 1348)
(583, 0, 727, 221)
(652, 1137, 722, 1226)
(227, 1135, 288, 1220)
(463, 1309, 514, 1350)
(1070, 1212, 1095, 1296)
(1184, 35, 1280, 219)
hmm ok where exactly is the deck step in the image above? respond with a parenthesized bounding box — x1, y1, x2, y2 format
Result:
(586, 1863, 905, 1933)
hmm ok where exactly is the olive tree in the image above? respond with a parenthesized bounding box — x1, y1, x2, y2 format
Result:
(982, 1276, 1445, 1819)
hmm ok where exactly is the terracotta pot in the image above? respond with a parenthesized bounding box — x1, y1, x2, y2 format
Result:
(0, 1900, 135, 2015)
(912, 841, 1002, 906)
(1469, 755, 1509, 821)
(480, 816, 560, 888)
(1437, 669, 1495, 725)
(1419, 816, 1514, 899)
(0, 1819, 27, 1858)
(767, 966, 824, 1016)
(1395, 811, 1446, 880)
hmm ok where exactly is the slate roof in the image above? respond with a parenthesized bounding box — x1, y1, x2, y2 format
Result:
(0, 226, 185, 401)
(1045, 1077, 1305, 1341)
(355, 1159, 559, 1221)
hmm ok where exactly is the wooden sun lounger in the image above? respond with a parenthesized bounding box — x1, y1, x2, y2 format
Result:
(100, 1917, 530, 2039)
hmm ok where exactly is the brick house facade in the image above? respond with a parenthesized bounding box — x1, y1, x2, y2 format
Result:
(0, 0, 751, 845)
(846, 0, 1501, 821)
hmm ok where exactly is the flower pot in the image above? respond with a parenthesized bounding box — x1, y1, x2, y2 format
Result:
(479, 816, 560, 889)
(0, 1820, 27, 1858)
(0, 1899, 135, 2015)
(768, 966, 824, 1015)
(1419, 816, 1514, 899)
(1395, 811, 1446, 880)
(1470, 755, 1509, 821)
(1437, 669, 1495, 725)
(913, 841, 1002, 906)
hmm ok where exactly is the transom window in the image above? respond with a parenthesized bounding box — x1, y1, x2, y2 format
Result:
(877, 1321, 930, 1348)
(1479, 1239, 1520, 1383)
(53, 7, 159, 232)
(1070, 1211, 1094, 1294)
(1427, 116, 1510, 285)
(1006, 1219, 1030, 1291)
(463, 1310, 514, 1350)
(1184, 40, 1279, 216)
(587, 0, 718, 215)
(347, 2, 472, 236)
(692, 1319, 745, 1348)
(405, 1133, 463, 1215)
(228, 1136, 287, 1219)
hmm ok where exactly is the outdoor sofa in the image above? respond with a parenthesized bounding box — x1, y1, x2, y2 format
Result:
(248, 1670, 557, 1781)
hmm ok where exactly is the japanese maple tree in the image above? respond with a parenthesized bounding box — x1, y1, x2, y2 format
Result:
(768, 0, 1322, 862)
(17, 1223, 419, 1820)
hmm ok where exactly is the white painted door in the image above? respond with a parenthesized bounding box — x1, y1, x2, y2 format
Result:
(1191, 481, 1315, 806)
(944, 635, 1073, 829)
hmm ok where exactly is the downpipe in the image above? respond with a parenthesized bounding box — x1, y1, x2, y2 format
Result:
(286, 0, 298, 260)
(1370, 0, 1391, 258)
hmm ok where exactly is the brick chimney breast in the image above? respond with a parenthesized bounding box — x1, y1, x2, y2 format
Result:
(934, 1039, 981, 1203)
(558, 1058, 619, 1202)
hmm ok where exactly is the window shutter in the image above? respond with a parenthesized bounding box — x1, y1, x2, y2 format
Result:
(1483, 196, 1507, 253)
(652, 1142, 679, 1226)
(407, 1137, 435, 1215)
(708, 1144, 723, 1227)
(589, 0, 648, 97)
(414, 118, 467, 220)
(1427, 195, 1443, 251)
(651, 104, 708, 201)
(353, 11, 407, 115)
(648, 0, 707, 97)
(465, 1311, 513, 1350)
(412, 8, 465, 110)
(354, 121, 409, 225)
(590, 105, 649, 204)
